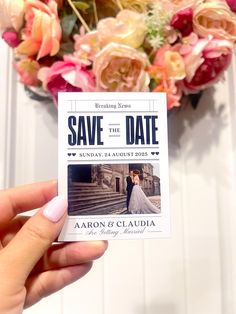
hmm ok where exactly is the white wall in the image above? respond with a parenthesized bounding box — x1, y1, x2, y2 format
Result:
(1, 39, 236, 314)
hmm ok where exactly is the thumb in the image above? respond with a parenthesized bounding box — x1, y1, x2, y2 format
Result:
(1, 196, 67, 284)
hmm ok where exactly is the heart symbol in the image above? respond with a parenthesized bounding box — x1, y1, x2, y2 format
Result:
(72, 153, 76, 157)
(68, 153, 71, 157)
(156, 152, 159, 155)
(151, 152, 155, 155)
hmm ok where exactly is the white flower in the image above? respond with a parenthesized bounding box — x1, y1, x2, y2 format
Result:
(0, 0, 25, 32)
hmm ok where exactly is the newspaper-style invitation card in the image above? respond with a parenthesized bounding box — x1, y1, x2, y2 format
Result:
(58, 92, 170, 241)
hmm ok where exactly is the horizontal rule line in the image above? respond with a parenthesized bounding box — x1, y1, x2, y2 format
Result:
(66, 111, 159, 114)
(67, 215, 162, 219)
(66, 99, 161, 102)
(67, 159, 160, 162)
(67, 147, 159, 150)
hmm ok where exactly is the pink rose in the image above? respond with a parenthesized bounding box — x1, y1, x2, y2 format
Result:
(38, 55, 95, 104)
(180, 34, 233, 92)
(93, 43, 150, 92)
(2, 31, 21, 48)
(226, 0, 236, 12)
(16, 0, 62, 60)
(171, 8, 193, 37)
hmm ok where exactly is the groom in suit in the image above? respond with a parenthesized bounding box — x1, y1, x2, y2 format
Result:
(126, 170, 134, 213)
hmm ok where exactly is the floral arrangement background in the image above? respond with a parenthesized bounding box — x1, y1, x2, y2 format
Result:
(0, 0, 236, 109)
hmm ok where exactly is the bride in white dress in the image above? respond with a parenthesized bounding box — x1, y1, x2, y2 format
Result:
(128, 174, 160, 214)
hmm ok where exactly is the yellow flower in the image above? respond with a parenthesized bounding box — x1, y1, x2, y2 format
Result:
(164, 51, 186, 80)
(97, 10, 146, 49)
(193, 0, 236, 41)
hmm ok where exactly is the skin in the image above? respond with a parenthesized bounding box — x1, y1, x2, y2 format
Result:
(0, 180, 108, 314)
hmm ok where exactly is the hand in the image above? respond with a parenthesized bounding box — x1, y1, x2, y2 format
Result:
(0, 181, 108, 313)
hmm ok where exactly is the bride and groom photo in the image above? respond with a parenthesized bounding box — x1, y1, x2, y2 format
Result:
(67, 163, 161, 216)
(126, 170, 161, 215)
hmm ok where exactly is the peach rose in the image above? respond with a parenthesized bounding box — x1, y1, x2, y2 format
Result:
(153, 80, 182, 109)
(153, 45, 186, 80)
(164, 51, 185, 80)
(0, 0, 25, 32)
(15, 58, 40, 86)
(74, 30, 101, 64)
(193, 0, 236, 41)
(150, 45, 184, 109)
(93, 43, 150, 92)
(16, 0, 62, 60)
(97, 10, 146, 49)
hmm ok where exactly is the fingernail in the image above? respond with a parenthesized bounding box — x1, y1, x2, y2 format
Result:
(42, 196, 67, 222)
(103, 240, 109, 250)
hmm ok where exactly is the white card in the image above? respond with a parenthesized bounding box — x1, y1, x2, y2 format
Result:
(58, 92, 170, 241)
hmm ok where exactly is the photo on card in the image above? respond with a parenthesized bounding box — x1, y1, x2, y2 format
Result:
(67, 163, 161, 216)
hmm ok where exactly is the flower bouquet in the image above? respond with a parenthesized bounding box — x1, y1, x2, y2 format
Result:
(1, 0, 236, 109)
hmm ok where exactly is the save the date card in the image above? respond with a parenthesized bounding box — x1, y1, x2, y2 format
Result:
(58, 92, 170, 241)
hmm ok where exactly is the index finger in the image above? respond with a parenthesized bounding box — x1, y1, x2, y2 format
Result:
(0, 180, 57, 227)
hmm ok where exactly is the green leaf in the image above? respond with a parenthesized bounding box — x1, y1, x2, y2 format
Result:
(73, 1, 90, 13)
(57, 41, 75, 57)
(61, 13, 78, 39)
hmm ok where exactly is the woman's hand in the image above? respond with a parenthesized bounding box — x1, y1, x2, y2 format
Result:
(0, 181, 108, 313)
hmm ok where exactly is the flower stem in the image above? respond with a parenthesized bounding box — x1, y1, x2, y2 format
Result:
(93, 0, 98, 25)
(149, 48, 156, 59)
(115, 0, 123, 10)
(67, 0, 91, 32)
